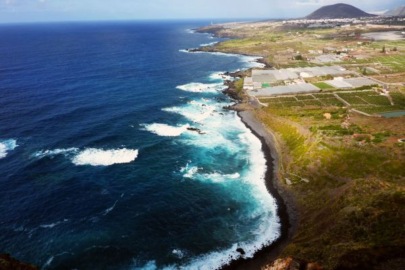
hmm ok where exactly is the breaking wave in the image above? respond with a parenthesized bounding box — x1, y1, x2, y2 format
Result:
(176, 82, 225, 93)
(0, 139, 18, 159)
(181, 165, 240, 183)
(163, 99, 218, 123)
(34, 148, 79, 159)
(35, 148, 139, 166)
(71, 148, 138, 166)
(142, 123, 190, 137)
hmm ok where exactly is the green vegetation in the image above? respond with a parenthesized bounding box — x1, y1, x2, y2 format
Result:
(234, 78, 244, 94)
(350, 55, 405, 74)
(257, 101, 404, 269)
(261, 90, 401, 114)
(295, 95, 315, 100)
(390, 90, 405, 106)
(313, 82, 334, 90)
(204, 21, 405, 269)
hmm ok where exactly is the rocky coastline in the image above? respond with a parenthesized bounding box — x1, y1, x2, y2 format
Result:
(219, 109, 299, 270)
(210, 58, 299, 268)
(189, 22, 301, 268)
(195, 22, 404, 270)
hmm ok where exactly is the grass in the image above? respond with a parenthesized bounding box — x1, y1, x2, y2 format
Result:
(390, 90, 405, 107)
(256, 104, 405, 269)
(349, 55, 405, 74)
(337, 93, 370, 105)
(313, 82, 334, 90)
(303, 100, 323, 106)
(255, 86, 405, 268)
(261, 90, 402, 115)
(375, 55, 405, 73)
(234, 78, 244, 94)
(296, 95, 315, 100)
(282, 101, 305, 107)
(205, 22, 405, 269)
(319, 98, 345, 106)
(356, 105, 404, 114)
(278, 96, 298, 102)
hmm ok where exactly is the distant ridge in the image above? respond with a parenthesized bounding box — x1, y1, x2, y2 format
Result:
(306, 3, 376, 19)
(384, 6, 405, 17)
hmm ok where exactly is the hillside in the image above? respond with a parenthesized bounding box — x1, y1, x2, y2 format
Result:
(196, 19, 405, 270)
(306, 3, 375, 19)
(385, 6, 405, 17)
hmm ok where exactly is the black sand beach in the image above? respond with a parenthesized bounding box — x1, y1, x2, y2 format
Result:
(220, 110, 298, 270)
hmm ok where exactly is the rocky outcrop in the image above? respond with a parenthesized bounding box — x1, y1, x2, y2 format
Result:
(0, 254, 38, 270)
(262, 257, 323, 270)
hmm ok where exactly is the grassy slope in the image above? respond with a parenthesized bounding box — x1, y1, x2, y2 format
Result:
(255, 105, 404, 269)
(206, 23, 405, 269)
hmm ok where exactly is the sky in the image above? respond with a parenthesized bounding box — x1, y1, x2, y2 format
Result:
(0, 0, 403, 23)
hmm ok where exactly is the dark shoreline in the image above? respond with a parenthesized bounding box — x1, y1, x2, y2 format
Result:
(190, 26, 297, 269)
(220, 110, 298, 270)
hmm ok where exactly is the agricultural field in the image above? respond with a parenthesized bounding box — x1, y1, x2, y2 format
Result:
(260, 89, 405, 115)
(373, 55, 405, 73)
(206, 20, 405, 270)
(312, 82, 334, 90)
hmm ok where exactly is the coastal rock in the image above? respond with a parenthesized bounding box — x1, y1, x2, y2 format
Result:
(0, 254, 38, 270)
(262, 257, 323, 270)
(236, 248, 246, 256)
(186, 127, 206, 135)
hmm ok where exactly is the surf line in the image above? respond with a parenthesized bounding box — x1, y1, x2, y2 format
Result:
(186, 44, 297, 269)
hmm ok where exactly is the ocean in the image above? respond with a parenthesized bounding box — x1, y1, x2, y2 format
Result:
(0, 21, 280, 270)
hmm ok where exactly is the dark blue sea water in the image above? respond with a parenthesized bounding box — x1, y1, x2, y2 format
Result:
(0, 21, 280, 270)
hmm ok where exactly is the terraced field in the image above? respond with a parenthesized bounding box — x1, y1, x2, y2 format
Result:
(260, 89, 405, 115)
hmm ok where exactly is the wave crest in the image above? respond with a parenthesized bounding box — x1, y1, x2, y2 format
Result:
(35, 147, 138, 166)
(34, 148, 79, 159)
(176, 82, 225, 93)
(0, 139, 18, 159)
(72, 148, 139, 166)
(142, 123, 190, 137)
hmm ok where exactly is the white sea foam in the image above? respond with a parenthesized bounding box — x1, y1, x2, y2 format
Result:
(239, 55, 266, 68)
(103, 200, 118, 216)
(34, 147, 138, 166)
(163, 100, 218, 123)
(39, 219, 69, 229)
(200, 41, 219, 47)
(43, 256, 54, 269)
(43, 252, 72, 269)
(142, 123, 190, 137)
(176, 82, 225, 93)
(172, 249, 186, 259)
(208, 72, 232, 82)
(200, 172, 241, 183)
(34, 148, 79, 159)
(182, 166, 200, 179)
(172, 101, 281, 269)
(181, 160, 241, 183)
(131, 260, 176, 270)
(138, 36, 279, 269)
(0, 139, 18, 159)
(71, 148, 138, 166)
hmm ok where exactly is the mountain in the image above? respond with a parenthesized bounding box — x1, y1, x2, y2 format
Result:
(384, 6, 405, 17)
(306, 3, 376, 19)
